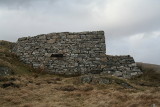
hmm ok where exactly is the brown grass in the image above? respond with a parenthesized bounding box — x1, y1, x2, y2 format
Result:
(0, 74, 159, 107)
(131, 63, 160, 87)
(0, 41, 159, 107)
(137, 62, 160, 73)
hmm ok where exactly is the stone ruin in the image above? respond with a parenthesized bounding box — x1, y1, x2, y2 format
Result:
(12, 31, 142, 78)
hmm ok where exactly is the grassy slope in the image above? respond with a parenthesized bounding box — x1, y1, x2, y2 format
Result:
(134, 62, 160, 87)
(0, 40, 160, 107)
(0, 40, 35, 75)
(137, 62, 160, 73)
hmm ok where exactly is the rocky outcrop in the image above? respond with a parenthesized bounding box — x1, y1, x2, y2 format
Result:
(12, 31, 142, 78)
(0, 66, 14, 76)
(80, 74, 134, 88)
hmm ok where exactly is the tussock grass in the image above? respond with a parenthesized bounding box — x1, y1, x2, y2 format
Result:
(0, 41, 159, 107)
(0, 74, 159, 107)
(130, 63, 160, 87)
(0, 41, 36, 75)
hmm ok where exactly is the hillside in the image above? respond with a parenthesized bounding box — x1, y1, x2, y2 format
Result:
(137, 62, 160, 73)
(0, 40, 160, 107)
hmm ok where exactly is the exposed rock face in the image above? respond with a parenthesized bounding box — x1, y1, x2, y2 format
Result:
(0, 66, 14, 76)
(12, 31, 142, 78)
(80, 74, 134, 88)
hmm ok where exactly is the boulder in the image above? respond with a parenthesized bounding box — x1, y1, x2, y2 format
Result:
(0, 66, 14, 76)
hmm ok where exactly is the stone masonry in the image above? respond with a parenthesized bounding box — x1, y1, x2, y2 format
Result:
(12, 31, 142, 78)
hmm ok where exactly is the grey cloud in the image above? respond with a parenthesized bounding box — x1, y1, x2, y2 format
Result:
(107, 32, 160, 64)
(0, 0, 32, 8)
(0, 0, 160, 64)
(1, 0, 160, 38)
(0, 0, 60, 9)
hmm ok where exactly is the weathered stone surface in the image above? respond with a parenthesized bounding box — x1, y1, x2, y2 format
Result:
(131, 72, 138, 76)
(12, 31, 142, 78)
(81, 75, 93, 83)
(0, 66, 14, 76)
(80, 74, 134, 88)
(113, 71, 123, 77)
(47, 39, 56, 43)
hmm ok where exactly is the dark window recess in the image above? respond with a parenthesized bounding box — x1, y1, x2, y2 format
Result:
(50, 54, 63, 57)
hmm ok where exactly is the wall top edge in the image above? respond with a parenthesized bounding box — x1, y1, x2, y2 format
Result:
(17, 31, 105, 42)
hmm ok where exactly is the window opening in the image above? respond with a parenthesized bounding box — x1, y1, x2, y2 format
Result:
(50, 54, 63, 57)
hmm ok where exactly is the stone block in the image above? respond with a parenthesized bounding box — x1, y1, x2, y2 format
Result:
(113, 71, 123, 77)
(33, 63, 41, 67)
(131, 72, 138, 76)
(39, 35, 46, 40)
(67, 35, 80, 39)
(47, 39, 56, 43)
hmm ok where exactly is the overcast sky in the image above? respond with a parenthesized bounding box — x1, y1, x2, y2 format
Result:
(0, 0, 160, 64)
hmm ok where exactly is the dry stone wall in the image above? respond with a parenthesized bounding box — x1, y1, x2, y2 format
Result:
(12, 31, 142, 78)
